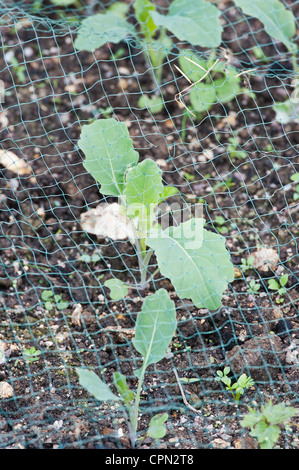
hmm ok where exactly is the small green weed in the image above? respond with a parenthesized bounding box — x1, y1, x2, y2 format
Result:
(23, 347, 41, 364)
(241, 401, 299, 449)
(41, 290, 69, 311)
(216, 366, 254, 403)
(268, 274, 288, 304)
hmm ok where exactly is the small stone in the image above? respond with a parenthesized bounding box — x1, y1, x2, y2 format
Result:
(234, 436, 258, 449)
(211, 438, 231, 449)
(0, 381, 14, 399)
(252, 247, 279, 274)
(226, 335, 286, 381)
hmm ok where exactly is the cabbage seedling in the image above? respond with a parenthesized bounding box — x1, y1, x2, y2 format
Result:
(76, 288, 176, 447)
(74, 0, 223, 86)
(78, 117, 235, 310)
(175, 50, 249, 120)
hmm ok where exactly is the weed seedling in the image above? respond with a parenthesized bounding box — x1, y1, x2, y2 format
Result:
(290, 172, 299, 201)
(77, 289, 176, 448)
(227, 136, 247, 160)
(23, 347, 41, 364)
(247, 279, 261, 295)
(10, 56, 27, 83)
(216, 366, 254, 403)
(240, 255, 254, 273)
(241, 401, 299, 449)
(214, 216, 229, 235)
(268, 274, 288, 304)
(41, 290, 69, 311)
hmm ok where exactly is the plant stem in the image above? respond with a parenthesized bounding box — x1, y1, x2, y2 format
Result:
(130, 363, 147, 447)
(134, 240, 153, 290)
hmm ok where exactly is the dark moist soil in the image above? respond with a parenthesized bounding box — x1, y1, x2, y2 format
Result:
(0, 1, 298, 449)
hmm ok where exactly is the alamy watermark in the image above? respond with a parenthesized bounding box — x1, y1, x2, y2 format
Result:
(122, 198, 205, 249)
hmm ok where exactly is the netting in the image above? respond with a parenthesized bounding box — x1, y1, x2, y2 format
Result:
(0, 0, 298, 450)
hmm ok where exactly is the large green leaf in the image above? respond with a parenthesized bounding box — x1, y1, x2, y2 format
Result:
(189, 82, 217, 114)
(123, 158, 164, 208)
(151, 0, 223, 48)
(187, 63, 241, 114)
(234, 0, 296, 51)
(146, 219, 235, 310)
(76, 368, 120, 401)
(74, 12, 134, 52)
(78, 118, 139, 197)
(214, 72, 241, 104)
(132, 289, 176, 373)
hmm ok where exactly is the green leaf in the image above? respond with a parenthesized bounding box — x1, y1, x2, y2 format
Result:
(76, 368, 120, 402)
(291, 172, 299, 182)
(268, 279, 280, 291)
(78, 118, 139, 197)
(107, 1, 130, 19)
(74, 12, 134, 52)
(124, 159, 164, 208)
(178, 50, 208, 83)
(263, 402, 299, 425)
(240, 409, 261, 428)
(113, 372, 135, 405)
(151, 0, 223, 48)
(132, 288, 176, 374)
(134, 0, 158, 40)
(41, 290, 53, 301)
(56, 301, 69, 310)
(273, 99, 299, 124)
(104, 278, 129, 300)
(146, 32, 173, 69)
(50, 0, 75, 5)
(146, 219, 234, 310)
(147, 413, 168, 439)
(234, 0, 296, 51)
(44, 301, 54, 311)
(158, 185, 178, 202)
(214, 72, 241, 104)
(279, 274, 288, 287)
(188, 65, 241, 114)
(252, 422, 280, 449)
(137, 95, 164, 114)
(189, 82, 217, 114)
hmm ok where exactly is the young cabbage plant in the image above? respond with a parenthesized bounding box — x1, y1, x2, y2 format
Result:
(176, 49, 252, 120)
(78, 117, 235, 310)
(74, 0, 223, 87)
(76, 288, 177, 448)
